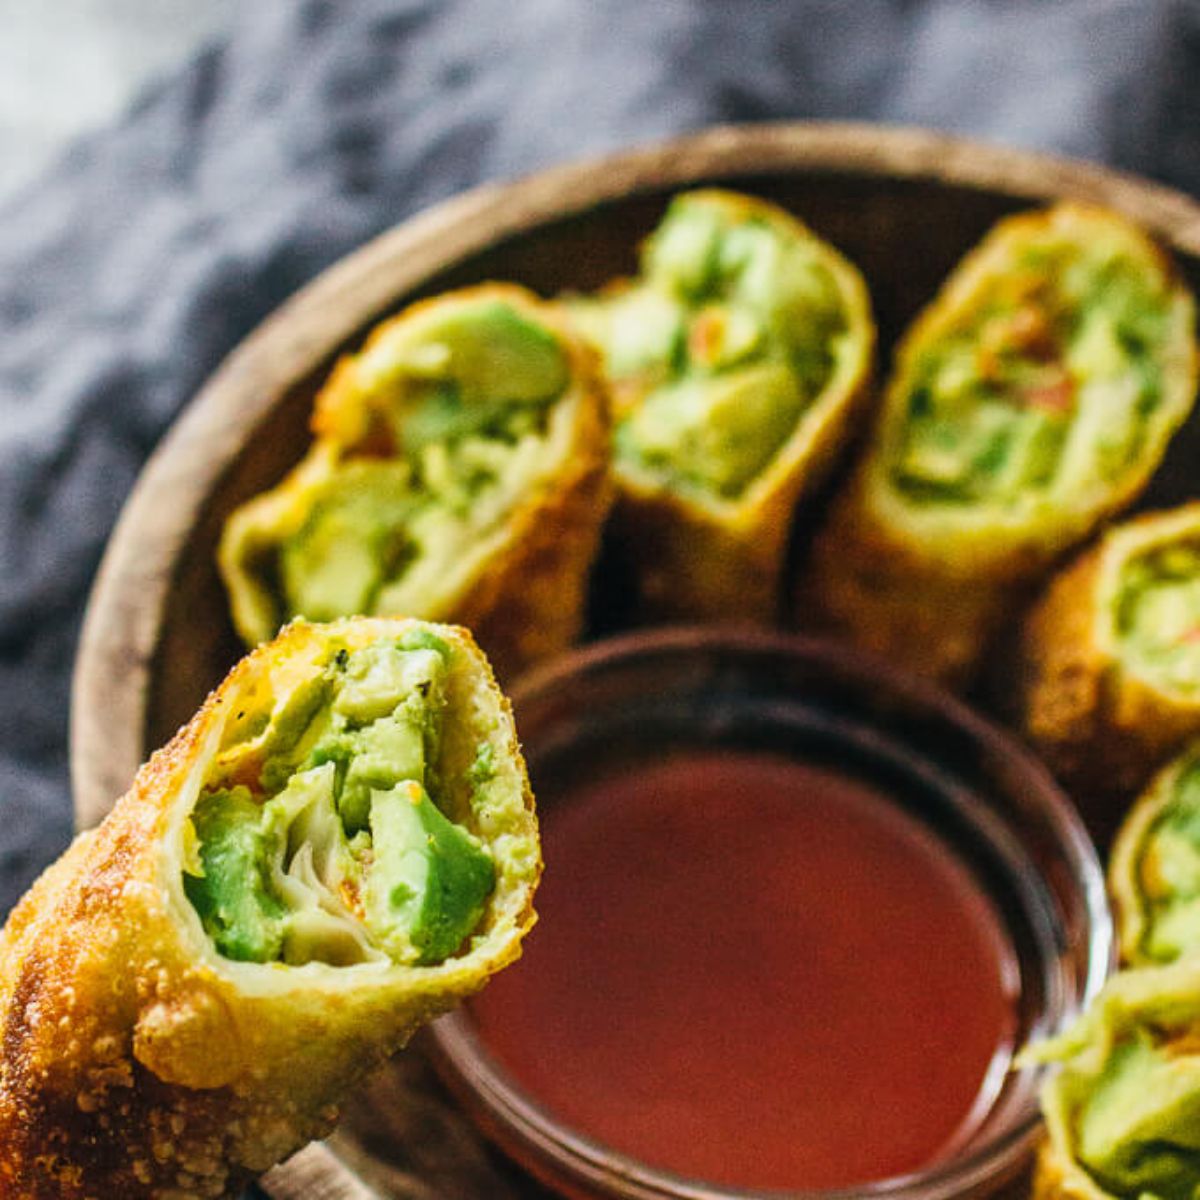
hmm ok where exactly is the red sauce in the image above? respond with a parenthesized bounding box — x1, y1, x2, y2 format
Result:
(469, 751, 1019, 1192)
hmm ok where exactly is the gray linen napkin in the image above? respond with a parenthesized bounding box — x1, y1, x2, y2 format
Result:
(3, 0, 1199, 916)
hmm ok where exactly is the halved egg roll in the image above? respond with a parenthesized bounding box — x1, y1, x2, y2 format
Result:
(0, 617, 539, 1199)
(1031, 961, 1200, 1200)
(1019, 504, 1200, 814)
(567, 189, 874, 621)
(220, 284, 612, 677)
(1108, 741, 1200, 968)
(803, 204, 1198, 684)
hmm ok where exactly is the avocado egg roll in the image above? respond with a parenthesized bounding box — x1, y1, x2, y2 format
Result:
(803, 204, 1198, 684)
(567, 189, 874, 621)
(0, 617, 539, 1199)
(1107, 741, 1200, 968)
(1019, 504, 1200, 814)
(220, 284, 612, 677)
(1031, 961, 1200, 1200)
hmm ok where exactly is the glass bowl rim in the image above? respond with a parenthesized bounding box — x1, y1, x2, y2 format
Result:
(430, 625, 1114, 1200)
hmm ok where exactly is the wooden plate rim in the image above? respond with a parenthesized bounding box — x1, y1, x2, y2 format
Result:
(65, 120, 1200, 1197)
(70, 120, 1200, 828)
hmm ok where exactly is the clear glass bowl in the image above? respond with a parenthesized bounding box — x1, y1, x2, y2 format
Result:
(428, 628, 1112, 1200)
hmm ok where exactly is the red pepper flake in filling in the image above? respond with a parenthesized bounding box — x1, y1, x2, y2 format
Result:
(350, 413, 398, 459)
(613, 375, 659, 417)
(1023, 374, 1075, 414)
(1162, 1029, 1200, 1060)
(224, 751, 267, 795)
(339, 877, 365, 920)
(688, 308, 726, 367)
(978, 304, 1062, 385)
(1005, 305, 1059, 361)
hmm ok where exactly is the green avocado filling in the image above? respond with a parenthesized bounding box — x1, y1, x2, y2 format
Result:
(1131, 754, 1200, 964)
(278, 300, 568, 624)
(892, 230, 1175, 509)
(570, 193, 849, 499)
(1034, 958, 1200, 1200)
(1074, 1029, 1200, 1199)
(1116, 539, 1200, 697)
(183, 635, 497, 967)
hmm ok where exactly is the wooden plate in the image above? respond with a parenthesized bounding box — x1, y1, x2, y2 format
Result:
(70, 121, 1200, 1199)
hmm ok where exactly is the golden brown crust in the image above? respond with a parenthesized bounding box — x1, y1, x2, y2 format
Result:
(1016, 546, 1109, 780)
(1033, 1136, 1111, 1200)
(219, 284, 613, 680)
(800, 470, 1037, 683)
(1017, 507, 1200, 841)
(605, 190, 876, 623)
(0, 618, 538, 1198)
(616, 356, 874, 623)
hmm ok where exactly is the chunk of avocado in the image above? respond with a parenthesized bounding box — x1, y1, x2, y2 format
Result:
(183, 787, 286, 963)
(332, 641, 445, 724)
(363, 781, 496, 965)
(279, 461, 416, 622)
(322, 715, 430, 834)
(572, 287, 685, 381)
(394, 627, 452, 660)
(313, 641, 448, 831)
(393, 381, 478, 454)
(390, 300, 568, 414)
(621, 361, 804, 496)
(1077, 1033, 1200, 1199)
(720, 221, 839, 343)
(258, 672, 334, 792)
(642, 197, 724, 299)
(895, 400, 1019, 499)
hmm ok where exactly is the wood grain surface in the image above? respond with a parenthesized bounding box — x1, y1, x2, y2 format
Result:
(69, 122, 1200, 1199)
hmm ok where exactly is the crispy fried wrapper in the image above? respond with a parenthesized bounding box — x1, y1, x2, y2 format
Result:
(1030, 961, 1200, 1200)
(1018, 505, 1200, 831)
(1032, 725, 1200, 1197)
(1108, 740, 1200, 968)
(567, 189, 875, 622)
(0, 617, 540, 1198)
(803, 204, 1198, 686)
(1032, 1135, 1116, 1200)
(220, 284, 612, 679)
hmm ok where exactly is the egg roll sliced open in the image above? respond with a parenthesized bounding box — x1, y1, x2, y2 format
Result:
(0, 617, 539, 1199)
(1019, 504, 1200, 818)
(803, 204, 1198, 685)
(1029, 960, 1200, 1200)
(567, 189, 874, 621)
(220, 284, 612, 678)
(1106, 741, 1200, 968)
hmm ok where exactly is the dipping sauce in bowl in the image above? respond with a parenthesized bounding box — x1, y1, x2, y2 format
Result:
(472, 752, 1017, 1190)
(431, 629, 1111, 1200)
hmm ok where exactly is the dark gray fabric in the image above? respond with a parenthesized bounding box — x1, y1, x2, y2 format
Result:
(2, 0, 1199, 916)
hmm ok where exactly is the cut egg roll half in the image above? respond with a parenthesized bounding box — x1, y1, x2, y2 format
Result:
(568, 189, 874, 621)
(1031, 960, 1200, 1200)
(804, 204, 1198, 684)
(0, 617, 539, 1199)
(1019, 504, 1200, 819)
(220, 284, 612, 677)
